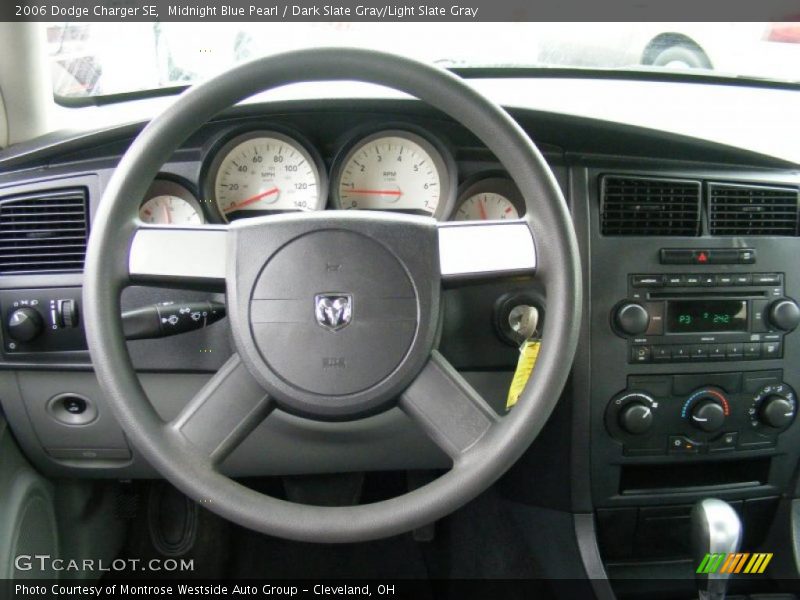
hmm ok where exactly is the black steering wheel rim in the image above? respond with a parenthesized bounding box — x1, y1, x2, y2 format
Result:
(83, 48, 582, 543)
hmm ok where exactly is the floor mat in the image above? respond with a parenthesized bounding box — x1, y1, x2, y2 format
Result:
(227, 527, 430, 580)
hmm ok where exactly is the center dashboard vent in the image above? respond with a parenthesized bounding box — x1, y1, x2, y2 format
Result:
(601, 176, 701, 236)
(708, 182, 800, 236)
(0, 188, 89, 274)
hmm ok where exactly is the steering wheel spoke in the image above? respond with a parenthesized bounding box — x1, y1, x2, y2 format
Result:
(128, 225, 228, 289)
(437, 221, 536, 281)
(169, 353, 273, 465)
(399, 351, 500, 461)
(84, 48, 581, 543)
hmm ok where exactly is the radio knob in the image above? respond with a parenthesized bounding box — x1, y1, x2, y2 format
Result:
(759, 395, 796, 429)
(768, 298, 800, 332)
(618, 401, 654, 434)
(614, 303, 650, 335)
(689, 399, 726, 432)
(7, 307, 43, 342)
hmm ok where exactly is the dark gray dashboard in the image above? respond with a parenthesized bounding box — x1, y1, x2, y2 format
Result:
(0, 99, 799, 530)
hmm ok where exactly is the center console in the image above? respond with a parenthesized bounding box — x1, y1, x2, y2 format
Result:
(585, 169, 800, 583)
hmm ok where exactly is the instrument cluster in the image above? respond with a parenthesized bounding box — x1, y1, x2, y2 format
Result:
(138, 124, 526, 224)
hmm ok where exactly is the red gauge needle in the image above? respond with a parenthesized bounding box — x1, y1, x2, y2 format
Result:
(224, 187, 279, 213)
(478, 196, 488, 220)
(345, 189, 402, 197)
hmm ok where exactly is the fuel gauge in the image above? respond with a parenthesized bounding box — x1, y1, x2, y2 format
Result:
(139, 180, 204, 225)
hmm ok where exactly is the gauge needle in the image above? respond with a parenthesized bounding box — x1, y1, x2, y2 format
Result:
(224, 187, 279, 213)
(345, 189, 403, 197)
(478, 196, 488, 220)
(162, 204, 172, 224)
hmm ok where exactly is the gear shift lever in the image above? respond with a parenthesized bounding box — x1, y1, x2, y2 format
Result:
(691, 498, 742, 600)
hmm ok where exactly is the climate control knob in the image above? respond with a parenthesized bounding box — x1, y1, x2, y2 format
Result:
(759, 395, 796, 429)
(7, 307, 43, 342)
(689, 399, 726, 432)
(618, 401, 654, 434)
(614, 303, 650, 335)
(768, 298, 800, 332)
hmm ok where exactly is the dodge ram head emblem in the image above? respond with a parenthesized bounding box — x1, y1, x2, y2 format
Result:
(314, 294, 353, 332)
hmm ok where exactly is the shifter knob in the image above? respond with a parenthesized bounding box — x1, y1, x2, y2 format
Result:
(691, 499, 742, 600)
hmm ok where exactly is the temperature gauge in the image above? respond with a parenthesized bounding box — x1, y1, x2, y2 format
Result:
(452, 176, 524, 222)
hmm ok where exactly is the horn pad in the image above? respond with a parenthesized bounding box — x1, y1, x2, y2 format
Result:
(227, 214, 440, 420)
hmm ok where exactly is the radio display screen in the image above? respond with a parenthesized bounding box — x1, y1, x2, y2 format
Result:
(666, 300, 748, 333)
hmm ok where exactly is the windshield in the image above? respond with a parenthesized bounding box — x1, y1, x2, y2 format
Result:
(48, 22, 800, 98)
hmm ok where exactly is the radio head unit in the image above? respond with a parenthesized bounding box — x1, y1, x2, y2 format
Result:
(613, 272, 800, 363)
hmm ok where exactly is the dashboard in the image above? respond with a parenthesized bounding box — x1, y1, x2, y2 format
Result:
(1, 94, 800, 577)
(135, 121, 523, 226)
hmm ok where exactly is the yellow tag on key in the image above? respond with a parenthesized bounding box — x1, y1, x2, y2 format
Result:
(506, 339, 541, 410)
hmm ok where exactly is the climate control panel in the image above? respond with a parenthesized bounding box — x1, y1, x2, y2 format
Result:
(606, 370, 795, 456)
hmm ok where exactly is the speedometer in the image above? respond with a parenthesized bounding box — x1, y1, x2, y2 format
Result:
(207, 131, 326, 221)
(333, 130, 454, 219)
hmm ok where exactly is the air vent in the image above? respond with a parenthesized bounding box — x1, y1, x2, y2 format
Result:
(708, 183, 799, 236)
(601, 176, 701, 236)
(0, 188, 88, 274)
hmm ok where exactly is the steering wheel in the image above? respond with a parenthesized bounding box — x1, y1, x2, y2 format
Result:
(83, 48, 582, 543)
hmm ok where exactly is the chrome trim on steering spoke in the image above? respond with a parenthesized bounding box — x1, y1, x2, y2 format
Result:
(437, 221, 536, 278)
(128, 221, 536, 283)
(128, 226, 228, 282)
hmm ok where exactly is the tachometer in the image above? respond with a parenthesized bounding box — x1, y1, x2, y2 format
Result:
(139, 180, 204, 225)
(333, 130, 453, 219)
(208, 131, 326, 221)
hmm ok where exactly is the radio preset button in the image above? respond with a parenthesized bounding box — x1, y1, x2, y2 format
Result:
(708, 345, 726, 360)
(726, 343, 743, 359)
(733, 274, 753, 285)
(744, 343, 761, 358)
(672, 346, 691, 360)
(689, 345, 708, 359)
(653, 346, 671, 361)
